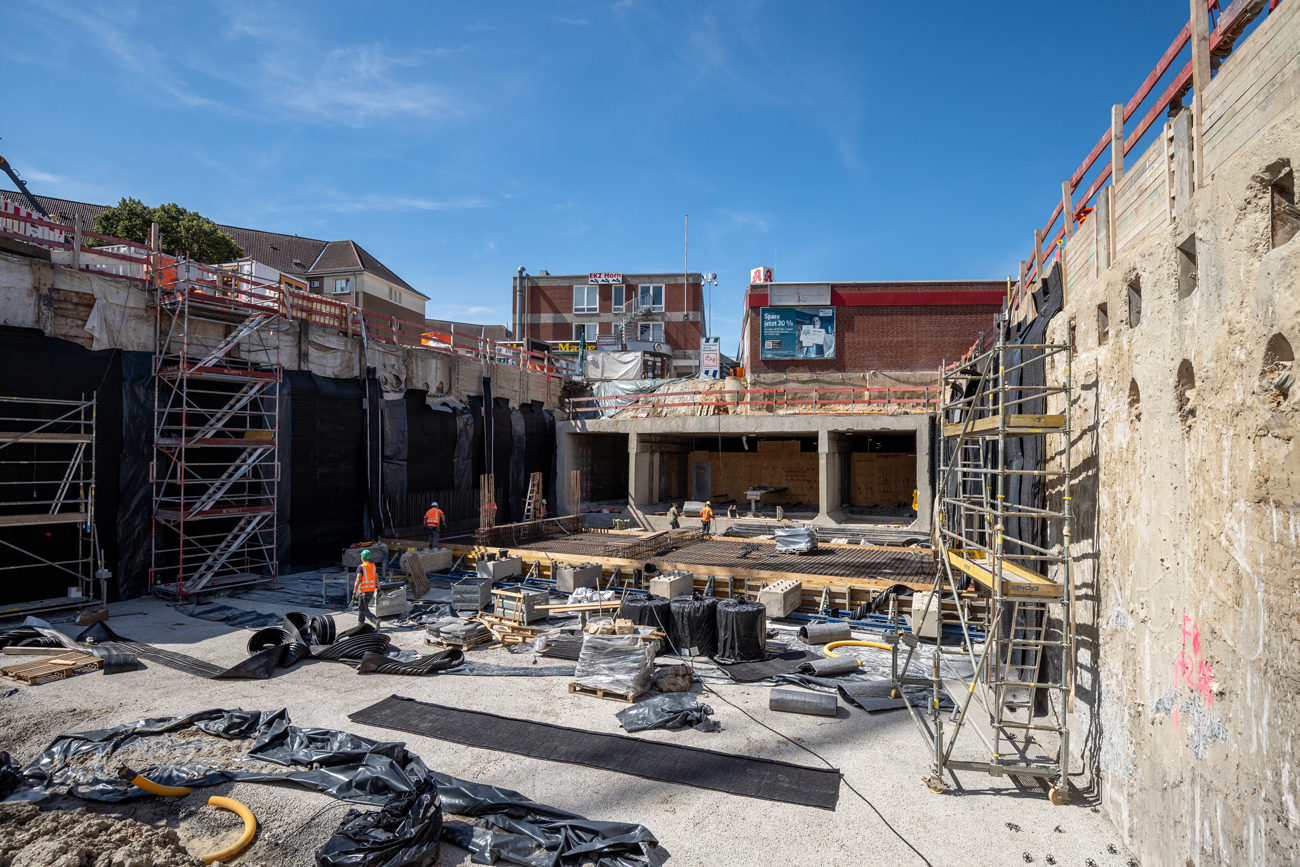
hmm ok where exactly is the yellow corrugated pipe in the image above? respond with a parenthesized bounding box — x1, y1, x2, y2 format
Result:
(201, 796, 257, 865)
(118, 767, 193, 797)
(823, 639, 891, 657)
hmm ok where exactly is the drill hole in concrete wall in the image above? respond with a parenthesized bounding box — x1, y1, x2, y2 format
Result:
(1127, 278, 1142, 328)
(1176, 235, 1198, 300)
(1097, 303, 1109, 346)
(1176, 360, 1197, 426)
(1128, 379, 1141, 423)
(1269, 164, 1299, 249)
(1262, 333, 1294, 406)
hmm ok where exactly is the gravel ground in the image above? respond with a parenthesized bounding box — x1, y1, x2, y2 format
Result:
(0, 592, 1135, 867)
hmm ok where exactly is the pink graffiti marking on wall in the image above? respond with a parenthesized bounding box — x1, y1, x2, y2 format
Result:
(1174, 615, 1216, 706)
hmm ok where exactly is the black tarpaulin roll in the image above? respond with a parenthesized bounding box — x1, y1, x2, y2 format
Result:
(714, 599, 766, 663)
(619, 595, 672, 634)
(668, 595, 717, 657)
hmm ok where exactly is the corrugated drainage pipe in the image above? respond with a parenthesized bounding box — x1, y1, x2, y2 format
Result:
(201, 796, 257, 865)
(118, 767, 193, 797)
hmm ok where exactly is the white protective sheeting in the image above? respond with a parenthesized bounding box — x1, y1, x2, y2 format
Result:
(585, 350, 644, 381)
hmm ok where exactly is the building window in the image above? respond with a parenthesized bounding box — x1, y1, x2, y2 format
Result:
(574, 323, 593, 342)
(334, 278, 350, 294)
(573, 285, 599, 314)
(637, 284, 665, 312)
(613, 285, 627, 311)
(388, 286, 401, 303)
(639, 322, 665, 343)
(310, 279, 321, 289)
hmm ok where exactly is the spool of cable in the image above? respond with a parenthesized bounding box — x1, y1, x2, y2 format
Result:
(669, 595, 718, 657)
(799, 622, 851, 645)
(619, 595, 672, 634)
(715, 598, 766, 662)
(770, 688, 838, 717)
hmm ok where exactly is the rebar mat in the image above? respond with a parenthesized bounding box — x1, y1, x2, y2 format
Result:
(513, 533, 935, 582)
(350, 694, 841, 809)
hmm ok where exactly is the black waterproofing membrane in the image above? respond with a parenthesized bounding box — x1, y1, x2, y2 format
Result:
(351, 695, 840, 810)
(713, 599, 766, 664)
(18, 707, 663, 867)
(715, 649, 820, 683)
(615, 693, 720, 733)
(667, 595, 717, 657)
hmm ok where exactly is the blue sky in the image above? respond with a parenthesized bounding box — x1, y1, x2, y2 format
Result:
(5, 1, 1210, 356)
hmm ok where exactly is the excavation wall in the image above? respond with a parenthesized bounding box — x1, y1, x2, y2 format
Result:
(1047, 8, 1300, 862)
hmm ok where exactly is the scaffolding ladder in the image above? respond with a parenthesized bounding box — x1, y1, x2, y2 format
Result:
(891, 332, 1074, 804)
(0, 395, 104, 618)
(149, 255, 282, 599)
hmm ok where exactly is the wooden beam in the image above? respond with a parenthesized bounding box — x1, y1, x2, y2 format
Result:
(1189, 0, 1211, 189)
(942, 414, 1065, 439)
(1111, 103, 1126, 187)
(1061, 181, 1074, 238)
(0, 512, 88, 527)
(946, 550, 1061, 598)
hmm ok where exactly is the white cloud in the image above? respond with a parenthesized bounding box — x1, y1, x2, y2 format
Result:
(720, 208, 771, 233)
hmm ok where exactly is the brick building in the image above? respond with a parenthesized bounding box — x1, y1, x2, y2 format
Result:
(740, 279, 1006, 374)
(513, 271, 705, 376)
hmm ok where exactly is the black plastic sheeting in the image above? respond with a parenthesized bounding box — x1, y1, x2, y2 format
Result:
(283, 372, 370, 570)
(17, 707, 663, 867)
(0, 327, 125, 602)
(668, 596, 718, 657)
(118, 351, 154, 600)
(714, 649, 820, 683)
(615, 693, 720, 733)
(619, 595, 672, 635)
(714, 599, 766, 664)
(351, 695, 839, 810)
(0, 752, 21, 800)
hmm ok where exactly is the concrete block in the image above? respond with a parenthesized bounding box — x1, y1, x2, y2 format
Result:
(759, 579, 803, 618)
(477, 556, 523, 581)
(649, 572, 693, 599)
(556, 563, 602, 593)
(909, 591, 941, 639)
(421, 547, 454, 573)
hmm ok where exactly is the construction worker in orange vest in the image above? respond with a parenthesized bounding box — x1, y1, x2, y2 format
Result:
(424, 501, 446, 550)
(354, 548, 379, 626)
(699, 501, 714, 535)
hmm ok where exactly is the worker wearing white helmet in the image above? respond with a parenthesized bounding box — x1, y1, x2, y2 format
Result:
(424, 501, 446, 551)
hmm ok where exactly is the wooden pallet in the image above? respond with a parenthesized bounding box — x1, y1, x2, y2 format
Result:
(568, 682, 640, 704)
(1, 651, 102, 685)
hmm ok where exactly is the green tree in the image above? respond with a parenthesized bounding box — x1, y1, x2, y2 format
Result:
(92, 197, 245, 264)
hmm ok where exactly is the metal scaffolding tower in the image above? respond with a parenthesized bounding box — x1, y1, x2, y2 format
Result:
(150, 257, 282, 599)
(892, 333, 1073, 804)
(0, 395, 103, 618)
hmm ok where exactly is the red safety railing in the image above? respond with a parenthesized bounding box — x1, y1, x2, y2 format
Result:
(2, 205, 580, 379)
(1011, 0, 1277, 310)
(567, 384, 941, 415)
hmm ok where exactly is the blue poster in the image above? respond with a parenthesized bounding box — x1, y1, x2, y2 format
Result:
(759, 307, 836, 359)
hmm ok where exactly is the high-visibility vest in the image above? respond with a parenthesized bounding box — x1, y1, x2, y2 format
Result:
(424, 507, 445, 528)
(356, 561, 378, 593)
(700, 506, 713, 521)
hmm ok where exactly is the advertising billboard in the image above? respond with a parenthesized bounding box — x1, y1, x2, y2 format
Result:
(759, 307, 836, 359)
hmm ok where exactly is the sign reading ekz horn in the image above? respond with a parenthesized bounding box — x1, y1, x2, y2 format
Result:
(588, 272, 623, 284)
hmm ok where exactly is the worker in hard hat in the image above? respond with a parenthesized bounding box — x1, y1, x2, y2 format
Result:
(699, 501, 714, 535)
(424, 501, 446, 551)
(540, 499, 548, 519)
(354, 548, 379, 626)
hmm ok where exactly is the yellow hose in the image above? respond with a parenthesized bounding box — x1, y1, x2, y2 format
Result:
(823, 639, 891, 657)
(118, 767, 193, 797)
(201, 796, 257, 865)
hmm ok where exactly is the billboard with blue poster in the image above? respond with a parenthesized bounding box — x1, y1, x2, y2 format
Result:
(759, 307, 836, 359)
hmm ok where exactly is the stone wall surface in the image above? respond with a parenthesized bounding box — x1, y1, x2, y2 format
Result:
(1051, 99, 1300, 867)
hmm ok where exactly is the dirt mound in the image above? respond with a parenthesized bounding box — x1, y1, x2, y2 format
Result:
(0, 802, 203, 867)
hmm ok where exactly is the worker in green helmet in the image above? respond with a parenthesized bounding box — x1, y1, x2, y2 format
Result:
(354, 548, 378, 626)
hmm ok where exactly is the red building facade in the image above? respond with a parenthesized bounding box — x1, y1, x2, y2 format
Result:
(741, 280, 1006, 374)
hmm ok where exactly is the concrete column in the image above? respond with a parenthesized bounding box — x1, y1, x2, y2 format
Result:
(628, 432, 652, 513)
(915, 418, 932, 534)
(817, 430, 847, 524)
